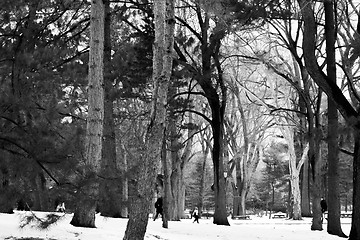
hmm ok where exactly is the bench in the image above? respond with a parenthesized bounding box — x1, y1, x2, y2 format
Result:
(232, 215, 250, 220)
(324, 213, 352, 218)
(272, 214, 286, 218)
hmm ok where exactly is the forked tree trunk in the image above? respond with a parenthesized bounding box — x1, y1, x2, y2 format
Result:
(70, 0, 104, 227)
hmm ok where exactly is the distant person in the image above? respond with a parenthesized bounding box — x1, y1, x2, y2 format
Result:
(320, 197, 327, 222)
(192, 207, 199, 223)
(154, 197, 163, 221)
(320, 197, 327, 213)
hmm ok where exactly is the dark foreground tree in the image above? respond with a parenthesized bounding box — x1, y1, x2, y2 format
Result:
(324, 0, 346, 237)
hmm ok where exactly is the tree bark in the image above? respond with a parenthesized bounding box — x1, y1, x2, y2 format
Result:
(285, 124, 308, 220)
(301, 158, 311, 216)
(70, 0, 104, 227)
(199, 22, 229, 226)
(120, 143, 128, 218)
(162, 137, 170, 228)
(123, 0, 175, 238)
(324, 0, 346, 237)
(211, 112, 230, 225)
(99, 0, 122, 218)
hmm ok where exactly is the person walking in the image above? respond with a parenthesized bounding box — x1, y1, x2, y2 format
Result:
(320, 197, 327, 222)
(153, 197, 163, 221)
(192, 207, 199, 223)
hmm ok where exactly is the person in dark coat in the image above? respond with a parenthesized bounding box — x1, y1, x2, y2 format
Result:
(320, 197, 327, 222)
(154, 197, 163, 221)
(320, 197, 327, 213)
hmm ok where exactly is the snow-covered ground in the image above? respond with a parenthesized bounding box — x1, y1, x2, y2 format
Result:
(0, 211, 352, 240)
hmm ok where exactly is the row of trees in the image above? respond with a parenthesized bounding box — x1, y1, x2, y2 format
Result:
(1, 0, 360, 239)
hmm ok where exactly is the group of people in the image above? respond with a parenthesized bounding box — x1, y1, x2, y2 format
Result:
(153, 197, 199, 223)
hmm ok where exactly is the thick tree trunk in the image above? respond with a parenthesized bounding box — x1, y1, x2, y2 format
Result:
(239, 190, 246, 216)
(233, 163, 246, 217)
(70, 0, 104, 227)
(310, 137, 323, 231)
(70, 181, 99, 227)
(290, 175, 302, 220)
(123, 0, 175, 238)
(325, 0, 346, 237)
(288, 134, 308, 220)
(0, 158, 15, 214)
(301, 159, 311, 217)
(162, 138, 170, 228)
(212, 116, 230, 225)
(99, 0, 122, 218)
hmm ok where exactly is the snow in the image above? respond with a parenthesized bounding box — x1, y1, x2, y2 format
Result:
(0, 211, 352, 240)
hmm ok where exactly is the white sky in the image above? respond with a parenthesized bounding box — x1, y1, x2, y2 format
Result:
(0, 211, 352, 240)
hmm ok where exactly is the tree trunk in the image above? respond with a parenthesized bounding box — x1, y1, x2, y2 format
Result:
(324, 0, 346, 237)
(179, 171, 186, 218)
(349, 130, 360, 240)
(285, 129, 308, 220)
(233, 158, 246, 217)
(70, 181, 99, 227)
(290, 175, 302, 220)
(310, 137, 323, 231)
(123, 0, 175, 238)
(239, 189, 246, 216)
(198, 137, 210, 216)
(121, 143, 128, 218)
(70, 0, 104, 227)
(99, 0, 122, 218)
(34, 172, 50, 211)
(162, 137, 170, 228)
(212, 117, 230, 225)
(301, 159, 311, 217)
(0, 157, 15, 214)
(170, 112, 196, 220)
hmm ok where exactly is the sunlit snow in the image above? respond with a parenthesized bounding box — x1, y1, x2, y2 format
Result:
(0, 211, 352, 240)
